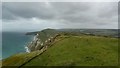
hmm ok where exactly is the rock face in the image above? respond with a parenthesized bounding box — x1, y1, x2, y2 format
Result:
(27, 33, 42, 52)
(26, 29, 65, 52)
(26, 29, 60, 52)
(27, 33, 60, 52)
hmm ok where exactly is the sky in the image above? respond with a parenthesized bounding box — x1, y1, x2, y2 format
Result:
(1, 1, 119, 32)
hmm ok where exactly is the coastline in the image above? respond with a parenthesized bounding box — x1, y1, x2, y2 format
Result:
(2, 32, 34, 60)
(25, 33, 40, 53)
(25, 31, 60, 53)
(24, 34, 36, 53)
(25, 34, 40, 53)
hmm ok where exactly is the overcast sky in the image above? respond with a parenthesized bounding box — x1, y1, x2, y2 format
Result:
(2, 2, 118, 32)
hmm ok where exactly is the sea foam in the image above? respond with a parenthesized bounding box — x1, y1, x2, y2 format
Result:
(25, 46, 30, 53)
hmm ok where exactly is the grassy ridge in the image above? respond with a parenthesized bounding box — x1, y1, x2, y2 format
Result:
(23, 35, 118, 66)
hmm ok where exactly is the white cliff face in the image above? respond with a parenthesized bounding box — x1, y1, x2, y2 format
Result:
(35, 40, 41, 50)
(33, 34, 39, 41)
(45, 40, 47, 43)
(33, 36, 36, 41)
(48, 38, 50, 41)
(41, 43, 43, 46)
(37, 40, 41, 44)
(37, 34, 39, 36)
(27, 33, 46, 51)
(27, 33, 58, 52)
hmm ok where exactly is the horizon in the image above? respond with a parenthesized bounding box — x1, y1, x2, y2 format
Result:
(1, 28, 119, 33)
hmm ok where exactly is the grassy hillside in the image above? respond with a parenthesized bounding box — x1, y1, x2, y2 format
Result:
(2, 35, 118, 67)
(23, 35, 118, 66)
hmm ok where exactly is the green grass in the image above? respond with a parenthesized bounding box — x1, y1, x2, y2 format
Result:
(2, 50, 42, 66)
(23, 36, 118, 66)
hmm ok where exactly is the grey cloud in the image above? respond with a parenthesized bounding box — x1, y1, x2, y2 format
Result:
(2, 2, 118, 31)
(60, 13, 93, 23)
(2, 2, 56, 20)
(118, 2, 120, 15)
(2, 7, 16, 20)
(51, 2, 91, 14)
(2, 2, 91, 20)
(0, 2, 2, 19)
(98, 2, 118, 18)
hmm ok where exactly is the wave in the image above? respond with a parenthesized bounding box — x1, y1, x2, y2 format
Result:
(25, 46, 30, 53)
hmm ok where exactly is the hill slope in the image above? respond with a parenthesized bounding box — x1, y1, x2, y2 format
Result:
(23, 35, 118, 66)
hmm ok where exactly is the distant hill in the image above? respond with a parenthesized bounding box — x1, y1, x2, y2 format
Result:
(58, 29, 119, 37)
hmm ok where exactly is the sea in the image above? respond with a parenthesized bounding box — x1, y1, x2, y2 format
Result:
(2, 32, 33, 60)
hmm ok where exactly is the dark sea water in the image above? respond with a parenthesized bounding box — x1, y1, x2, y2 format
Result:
(2, 32, 33, 59)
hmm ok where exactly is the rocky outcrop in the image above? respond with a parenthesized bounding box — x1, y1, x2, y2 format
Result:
(27, 33, 42, 52)
(26, 33, 61, 52)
